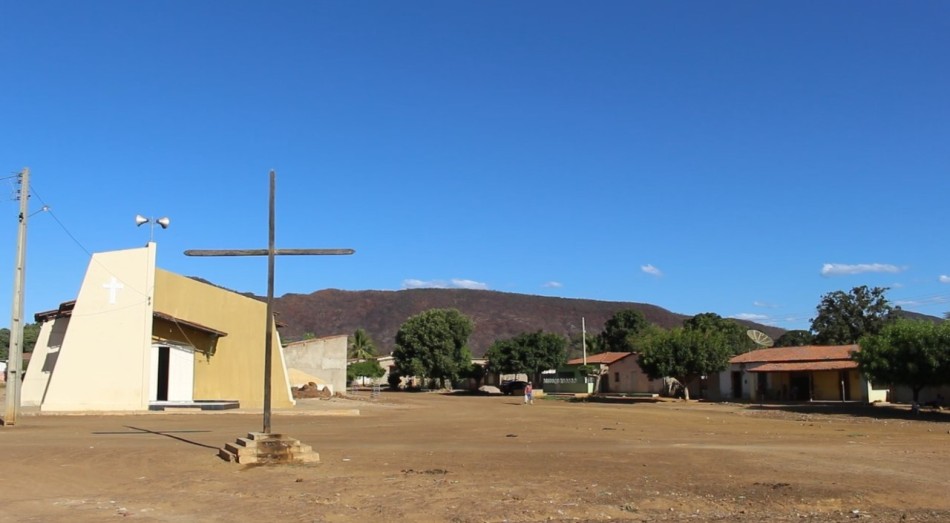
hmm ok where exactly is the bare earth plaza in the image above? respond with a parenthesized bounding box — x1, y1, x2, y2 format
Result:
(1, 389, 948, 522)
(3, 4, 950, 523)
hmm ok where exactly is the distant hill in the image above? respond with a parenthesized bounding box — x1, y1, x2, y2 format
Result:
(271, 288, 788, 357)
(896, 309, 946, 324)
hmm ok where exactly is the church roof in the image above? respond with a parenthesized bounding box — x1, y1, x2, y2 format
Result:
(36, 300, 227, 339)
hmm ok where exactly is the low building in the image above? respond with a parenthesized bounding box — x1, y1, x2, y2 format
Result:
(544, 352, 664, 395)
(283, 335, 348, 394)
(719, 345, 888, 403)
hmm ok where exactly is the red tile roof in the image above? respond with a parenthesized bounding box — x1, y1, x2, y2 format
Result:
(567, 352, 634, 365)
(749, 360, 858, 373)
(730, 345, 859, 364)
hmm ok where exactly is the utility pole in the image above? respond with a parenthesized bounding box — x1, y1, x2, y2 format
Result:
(582, 317, 587, 365)
(4, 167, 29, 426)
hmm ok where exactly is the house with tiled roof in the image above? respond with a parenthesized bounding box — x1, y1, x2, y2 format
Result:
(543, 352, 664, 395)
(716, 345, 888, 403)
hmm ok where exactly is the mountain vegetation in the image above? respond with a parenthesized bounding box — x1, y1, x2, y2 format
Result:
(272, 288, 786, 357)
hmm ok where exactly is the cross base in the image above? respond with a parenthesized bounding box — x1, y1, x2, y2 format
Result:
(219, 432, 320, 465)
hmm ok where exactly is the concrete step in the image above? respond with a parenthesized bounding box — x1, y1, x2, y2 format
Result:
(219, 433, 320, 465)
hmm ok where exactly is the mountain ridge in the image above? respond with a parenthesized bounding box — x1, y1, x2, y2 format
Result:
(271, 288, 789, 357)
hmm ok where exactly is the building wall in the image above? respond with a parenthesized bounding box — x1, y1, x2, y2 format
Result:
(604, 356, 665, 394)
(715, 365, 885, 403)
(543, 366, 596, 394)
(283, 335, 347, 394)
(811, 371, 841, 400)
(20, 317, 69, 406)
(716, 367, 743, 400)
(40, 245, 156, 411)
(376, 356, 395, 386)
(153, 269, 294, 409)
(890, 384, 950, 405)
(864, 376, 888, 403)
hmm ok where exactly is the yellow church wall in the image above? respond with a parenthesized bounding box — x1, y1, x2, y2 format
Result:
(153, 269, 293, 408)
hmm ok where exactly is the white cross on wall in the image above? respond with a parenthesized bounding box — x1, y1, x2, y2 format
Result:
(103, 277, 124, 304)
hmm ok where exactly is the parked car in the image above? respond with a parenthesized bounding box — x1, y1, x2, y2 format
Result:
(500, 380, 528, 395)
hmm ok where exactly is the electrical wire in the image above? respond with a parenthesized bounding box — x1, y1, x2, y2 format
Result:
(31, 181, 222, 354)
(29, 186, 93, 258)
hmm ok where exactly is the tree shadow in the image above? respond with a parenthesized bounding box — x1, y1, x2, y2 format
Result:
(744, 402, 949, 423)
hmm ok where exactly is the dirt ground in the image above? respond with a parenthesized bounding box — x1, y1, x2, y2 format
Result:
(1, 389, 948, 522)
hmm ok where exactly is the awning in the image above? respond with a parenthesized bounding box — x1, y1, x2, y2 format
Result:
(153, 311, 227, 338)
(748, 361, 858, 373)
(36, 302, 228, 341)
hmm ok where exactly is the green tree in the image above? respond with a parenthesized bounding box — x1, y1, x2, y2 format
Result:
(458, 362, 488, 389)
(567, 330, 603, 359)
(1, 323, 41, 360)
(486, 330, 568, 385)
(347, 359, 385, 384)
(392, 308, 474, 388)
(637, 327, 735, 400)
(683, 313, 756, 353)
(600, 309, 649, 352)
(810, 286, 898, 344)
(347, 328, 377, 360)
(855, 319, 950, 403)
(774, 330, 814, 347)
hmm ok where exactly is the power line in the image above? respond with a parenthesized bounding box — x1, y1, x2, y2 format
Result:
(29, 184, 92, 258)
(29, 183, 147, 299)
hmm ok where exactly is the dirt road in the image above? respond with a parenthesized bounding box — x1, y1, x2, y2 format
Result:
(1, 391, 947, 522)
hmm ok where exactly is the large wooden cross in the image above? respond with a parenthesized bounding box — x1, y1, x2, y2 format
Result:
(185, 170, 354, 433)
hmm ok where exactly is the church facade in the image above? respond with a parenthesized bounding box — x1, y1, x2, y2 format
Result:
(22, 243, 295, 412)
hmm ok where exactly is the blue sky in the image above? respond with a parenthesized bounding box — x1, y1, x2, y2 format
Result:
(2, 1, 948, 332)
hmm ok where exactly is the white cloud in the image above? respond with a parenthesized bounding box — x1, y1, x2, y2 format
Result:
(895, 296, 948, 307)
(451, 278, 488, 290)
(940, 275, 950, 284)
(402, 278, 488, 290)
(641, 264, 663, 277)
(753, 301, 780, 308)
(820, 263, 904, 276)
(402, 279, 444, 289)
(542, 281, 563, 288)
(731, 313, 770, 322)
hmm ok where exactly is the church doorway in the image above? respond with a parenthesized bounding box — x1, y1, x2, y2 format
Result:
(150, 343, 195, 402)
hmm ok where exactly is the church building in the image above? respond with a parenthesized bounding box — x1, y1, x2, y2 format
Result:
(22, 243, 295, 412)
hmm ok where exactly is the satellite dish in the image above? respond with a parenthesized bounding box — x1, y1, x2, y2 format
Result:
(746, 329, 774, 348)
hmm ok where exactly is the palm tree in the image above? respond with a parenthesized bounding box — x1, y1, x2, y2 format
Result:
(348, 328, 377, 360)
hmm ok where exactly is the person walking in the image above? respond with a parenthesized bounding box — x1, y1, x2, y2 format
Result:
(524, 382, 533, 405)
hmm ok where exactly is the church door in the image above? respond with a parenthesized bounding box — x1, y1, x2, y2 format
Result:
(150, 344, 195, 402)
